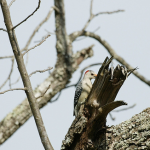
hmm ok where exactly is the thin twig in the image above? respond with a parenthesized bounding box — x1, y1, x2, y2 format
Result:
(1, 0, 54, 149)
(0, 58, 14, 90)
(8, 0, 16, 8)
(21, 6, 57, 52)
(0, 28, 7, 32)
(75, 26, 100, 42)
(23, 34, 50, 56)
(113, 104, 136, 112)
(95, 10, 124, 16)
(0, 87, 27, 94)
(13, 0, 41, 29)
(49, 92, 61, 103)
(29, 67, 53, 77)
(109, 113, 115, 121)
(0, 55, 13, 59)
(36, 84, 51, 99)
(90, 0, 93, 16)
(82, 0, 124, 31)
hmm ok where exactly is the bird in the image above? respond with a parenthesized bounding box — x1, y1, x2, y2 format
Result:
(73, 70, 97, 117)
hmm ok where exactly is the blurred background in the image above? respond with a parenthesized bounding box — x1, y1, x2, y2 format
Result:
(0, 0, 150, 149)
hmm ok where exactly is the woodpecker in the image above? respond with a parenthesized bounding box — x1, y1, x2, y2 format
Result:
(73, 70, 97, 117)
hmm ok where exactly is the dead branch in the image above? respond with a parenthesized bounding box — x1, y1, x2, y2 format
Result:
(36, 84, 51, 99)
(109, 112, 115, 120)
(113, 103, 136, 112)
(0, 0, 53, 149)
(0, 41, 94, 145)
(54, 0, 72, 74)
(13, 0, 41, 29)
(0, 87, 27, 94)
(0, 58, 14, 90)
(0, 55, 13, 59)
(61, 57, 134, 150)
(22, 6, 57, 52)
(0, 28, 7, 32)
(69, 31, 150, 87)
(29, 67, 53, 77)
(82, 0, 124, 31)
(8, 0, 16, 8)
(23, 34, 51, 56)
(50, 91, 61, 103)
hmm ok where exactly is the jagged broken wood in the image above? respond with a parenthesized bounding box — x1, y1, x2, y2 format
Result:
(61, 57, 135, 150)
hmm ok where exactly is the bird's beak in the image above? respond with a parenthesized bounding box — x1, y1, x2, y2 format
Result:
(94, 74, 97, 77)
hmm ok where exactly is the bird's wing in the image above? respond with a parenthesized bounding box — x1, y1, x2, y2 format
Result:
(73, 82, 82, 115)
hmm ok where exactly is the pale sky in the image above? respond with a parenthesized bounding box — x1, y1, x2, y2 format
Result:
(0, 0, 150, 149)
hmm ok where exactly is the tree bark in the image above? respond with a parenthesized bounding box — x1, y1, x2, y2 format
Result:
(61, 57, 138, 150)
(0, 0, 53, 149)
(0, 46, 93, 145)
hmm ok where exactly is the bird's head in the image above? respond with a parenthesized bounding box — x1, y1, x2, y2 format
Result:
(84, 70, 97, 80)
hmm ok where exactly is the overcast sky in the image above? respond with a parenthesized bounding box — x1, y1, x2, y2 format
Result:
(0, 0, 150, 149)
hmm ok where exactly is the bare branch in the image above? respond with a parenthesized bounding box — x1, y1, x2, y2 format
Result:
(0, 58, 14, 90)
(95, 9, 124, 16)
(1, 0, 54, 149)
(82, 0, 124, 31)
(0, 28, 7, 32)
(29, 67, 53, 77)
(13, 0, 41, 29)
(50, 92, 61, 103)
(21, 6, 56, 52)
(113, 103, 136, 112)
(0, 55, 13, 59)
(0, 87, 27, 94)
(70, 31, 150, 87)
(0, 43, 94, 145)
(23, 34, 51, 56)
(36, 84, 51, 99)
(109, 112, 115, 120)
(90, 0, 93, 16)
(8, 0, 16, 8)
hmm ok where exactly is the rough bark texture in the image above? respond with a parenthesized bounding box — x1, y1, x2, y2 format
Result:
(106, 108, 150, 150)
(61, 57, 133, 150)
(0, 46, 93, 145)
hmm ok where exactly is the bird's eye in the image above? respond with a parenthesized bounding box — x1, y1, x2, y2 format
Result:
(91, 73, 94, 75)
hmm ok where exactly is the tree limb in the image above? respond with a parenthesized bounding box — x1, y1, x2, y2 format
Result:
(29, 67, 53, 77)
(13, 0, 41, 29)
(0, 28, 7, 32)
(69, 31, 150, 87)
(0, 87, 27, 94)
(0, 45, 94, 145)
(23, 34, 51, 56)
(0, 1, 53, 149)
(8, 0, 16, 8)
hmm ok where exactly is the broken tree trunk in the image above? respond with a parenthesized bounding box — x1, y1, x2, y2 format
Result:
(61, 57, 135, 150)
